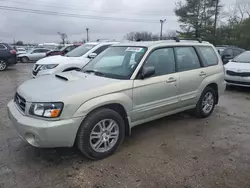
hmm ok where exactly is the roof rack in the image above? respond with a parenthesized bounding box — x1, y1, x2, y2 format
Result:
(172, 37, 203, 43)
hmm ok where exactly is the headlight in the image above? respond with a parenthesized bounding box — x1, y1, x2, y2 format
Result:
(29, 102, 63, 118)
(40, 64, 58, 70)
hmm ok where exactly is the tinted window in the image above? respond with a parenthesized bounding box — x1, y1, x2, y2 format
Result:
(144, 48, 175, 77)
(198, 46, 218, 66)
(233, 49, 242, 56)
(0, 44, 6, 50)
(93, 45, 110, 55)
(224, 48, 233, 56)
(175, 47, 201, 72)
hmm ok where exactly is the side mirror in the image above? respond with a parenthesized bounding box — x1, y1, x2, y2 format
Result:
(141, 66, 155, 79)
(88, 53, 97, 59)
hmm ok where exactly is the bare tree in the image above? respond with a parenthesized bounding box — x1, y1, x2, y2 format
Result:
(57, 32, 68, 45)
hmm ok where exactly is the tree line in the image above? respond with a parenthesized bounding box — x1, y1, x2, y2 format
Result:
(125, 0, 250, 49)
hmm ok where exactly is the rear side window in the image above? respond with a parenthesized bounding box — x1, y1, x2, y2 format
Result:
(175, 47, 201, 72)
(0, 44, 6, 50)
(198, 46, 218, 66)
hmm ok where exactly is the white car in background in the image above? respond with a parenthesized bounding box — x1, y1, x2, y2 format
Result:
(32, 41, 118, 78)
(17, 48, 50, 63)
(225, 51, 250, 87)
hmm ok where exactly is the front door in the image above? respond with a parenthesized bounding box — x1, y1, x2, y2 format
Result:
(132, 47, 179, 124)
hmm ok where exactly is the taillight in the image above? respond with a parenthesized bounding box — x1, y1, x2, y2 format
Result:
(10, 50, 16, 54)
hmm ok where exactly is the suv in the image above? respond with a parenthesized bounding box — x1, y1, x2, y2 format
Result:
(216, 45, 245, 64)
(32, 41, 118, 78)
(8, 39, 225, 160)
(0, 43, 17, 71)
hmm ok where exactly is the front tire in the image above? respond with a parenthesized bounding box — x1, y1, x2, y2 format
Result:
(21, 57, 29, 63)
(195, 87, 216, 118)
(76, 108, 125, 160)
(0, 59, 8, 71)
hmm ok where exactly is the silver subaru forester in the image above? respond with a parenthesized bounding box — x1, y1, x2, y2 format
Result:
(8, 40, 226, 160)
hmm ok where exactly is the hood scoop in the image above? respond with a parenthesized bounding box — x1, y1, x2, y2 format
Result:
(55, 74, 68, 81)
(54, 71, 85, 81)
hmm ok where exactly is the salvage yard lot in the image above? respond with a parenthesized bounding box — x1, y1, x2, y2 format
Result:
(1, 64, 250, 188)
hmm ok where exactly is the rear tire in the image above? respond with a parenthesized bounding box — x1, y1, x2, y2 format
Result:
(0, 59, 8, 71)
(21, 57, 29, 63)
(194, 87, 216, 118)
(76, 108, 125, 160)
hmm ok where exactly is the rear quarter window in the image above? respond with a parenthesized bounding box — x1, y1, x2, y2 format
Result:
(197, 46, 218, 66)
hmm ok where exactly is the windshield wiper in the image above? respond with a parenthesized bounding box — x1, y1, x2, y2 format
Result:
(83, 70, 106, 77)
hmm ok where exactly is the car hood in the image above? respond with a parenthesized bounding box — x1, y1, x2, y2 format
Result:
(36, 55, 90, 65)
(225, 61, 250, 72)
(17, 71, 127, 103)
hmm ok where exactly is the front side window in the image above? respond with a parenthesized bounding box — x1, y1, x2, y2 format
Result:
(93, 45, 110, 55)
(233, 51, 250, 63)
(175, 47, 201, 72)
(198, 46, 218, 66)
(83, 46, 147, 79)
(143, 48, 175, 77)
(66, 44, 96, 57)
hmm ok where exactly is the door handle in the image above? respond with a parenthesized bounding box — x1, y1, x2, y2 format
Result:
(166, 77, 177, 83)
(199, 71, 206, 77)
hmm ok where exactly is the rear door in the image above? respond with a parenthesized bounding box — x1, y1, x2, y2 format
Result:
(0, 44, 8, 59)
(175, 46, 205, 107)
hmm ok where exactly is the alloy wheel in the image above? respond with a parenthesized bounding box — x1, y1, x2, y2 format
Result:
(90, 119, 119, 153)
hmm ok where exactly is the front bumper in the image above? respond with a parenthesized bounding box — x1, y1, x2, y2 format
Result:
(7, 100, 83, 148)
(225, 74, 250, 87)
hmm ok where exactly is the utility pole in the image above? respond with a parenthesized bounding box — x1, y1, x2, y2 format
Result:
(86, 28, 89, 42)
(160, 19, 166, 40)
(214, 0, 219, 37)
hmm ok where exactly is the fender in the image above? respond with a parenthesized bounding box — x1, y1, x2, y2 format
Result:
(74, 91, 133, 119)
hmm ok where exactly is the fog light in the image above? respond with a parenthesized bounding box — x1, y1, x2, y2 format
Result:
(25, 133, 39, 147)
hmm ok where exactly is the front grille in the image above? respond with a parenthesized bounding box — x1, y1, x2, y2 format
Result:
(14, 93, 26, 112)
(225, 80, 250, 86)
(226, 70, 250, 77)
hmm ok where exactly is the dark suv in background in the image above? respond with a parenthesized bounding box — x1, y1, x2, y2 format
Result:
(216, 45, 245, 64)
(0, 43, 17, 71)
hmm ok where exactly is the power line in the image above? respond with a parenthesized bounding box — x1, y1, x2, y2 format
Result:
(0, 0, 167, 16)
(0, 6, 159, 23)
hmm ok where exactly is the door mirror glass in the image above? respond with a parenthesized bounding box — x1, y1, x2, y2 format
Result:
(88, 53, 97, 59)
(141, 66, 155, 79)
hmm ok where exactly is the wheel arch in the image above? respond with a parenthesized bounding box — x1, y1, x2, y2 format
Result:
(205, 83, 219, 104)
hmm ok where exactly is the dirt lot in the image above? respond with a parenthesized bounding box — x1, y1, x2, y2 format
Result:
(1, 64, 250, 188)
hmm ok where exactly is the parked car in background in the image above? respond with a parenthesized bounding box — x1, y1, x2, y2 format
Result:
(17, 48, 50, 63)
(0, 43, 17, 71)
(32, 41, 118, 78)
(216, 45, 245, 64)
(8, 39, 225, 160)
(16, 47, 27, 55)
(46, 44, 80, 57)
(224, 51, 250, 87)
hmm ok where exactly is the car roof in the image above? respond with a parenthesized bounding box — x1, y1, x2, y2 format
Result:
(112, 40, 212, 48)
(85, 41, 119, 46)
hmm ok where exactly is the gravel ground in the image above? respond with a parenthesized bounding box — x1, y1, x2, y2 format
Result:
(1, 64, 250, 188)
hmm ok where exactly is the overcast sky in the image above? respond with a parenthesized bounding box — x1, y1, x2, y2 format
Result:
(0, 0, 244, 43)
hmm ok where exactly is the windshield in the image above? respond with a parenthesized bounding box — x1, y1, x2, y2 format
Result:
(82, 46, 147, 80)
(233, 51, 250, 63)
(65, 44, 96, 57)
